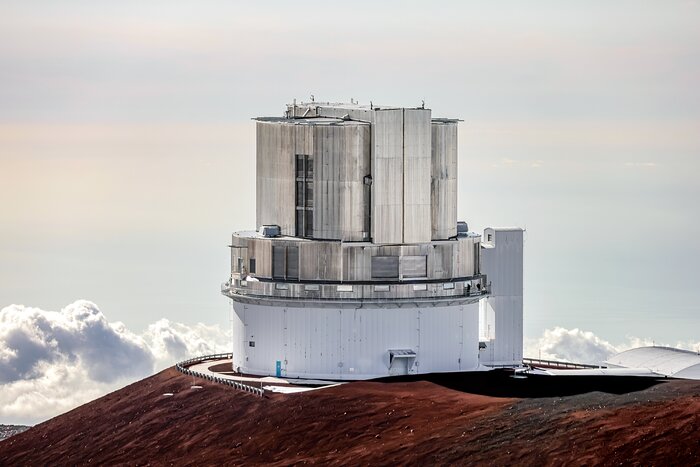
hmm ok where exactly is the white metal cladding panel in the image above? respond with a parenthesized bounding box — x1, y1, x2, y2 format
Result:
(282, 307, 343, 377)
(342, 243, 372, 281)
(419, 304, 480, 372)
(399, 243, 431, 258)
(454, 236, 477, 277)
(479, 298, 496, 341)
(372, 110, 404, 244)
(342, 308, 421, 376)
(233, 303, 286, 375)
(231, 302, 481, 380)
(256, 122, 296, 235)
(298, 241, 342, 281)
(482, 229, 523, 296)
(480, 296, 523, 365)
(231, 303, 246, 370)
(430, 243, 454, 279)
(401, 255, 427, 278)
(313, 124, 370, 241)
(403, 109, 432, 243)
(344, 125, 371, 240)
(431, 122, 458, 240)
(480, 228, 524, 366)
(248, 238, 272, 278)
(295, 123, 314, 157)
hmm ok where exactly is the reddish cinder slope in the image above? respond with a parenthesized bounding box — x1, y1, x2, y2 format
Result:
(1, 368, 699, 466)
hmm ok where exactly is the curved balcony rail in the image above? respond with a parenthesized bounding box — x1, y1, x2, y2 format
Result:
(221, 275, 488, 305)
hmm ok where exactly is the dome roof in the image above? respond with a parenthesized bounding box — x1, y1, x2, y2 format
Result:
(606, 346, 700, 379)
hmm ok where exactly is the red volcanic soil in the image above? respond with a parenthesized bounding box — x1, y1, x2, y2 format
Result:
(1, 368, 699, 466)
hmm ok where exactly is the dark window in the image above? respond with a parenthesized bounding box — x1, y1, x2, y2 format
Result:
(249, 258, 256, 274)
(295, 154, 314, 237)
(296, 181, 304, 202)
(296, 155, 304, 178)
(272, 246, 286, 279)
(305, 182, 314, 207)
(305, 155, 314, 178)
(296, 210, 304, 235)
(305, 210, 314, 235)
(286, 246, 299, 280)
(249, 341, 255, 347)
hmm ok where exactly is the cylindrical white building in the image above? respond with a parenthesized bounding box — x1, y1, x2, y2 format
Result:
(222, 101, 515, 380)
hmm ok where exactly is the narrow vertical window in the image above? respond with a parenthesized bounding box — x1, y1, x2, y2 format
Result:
(295, 154, 314, 238)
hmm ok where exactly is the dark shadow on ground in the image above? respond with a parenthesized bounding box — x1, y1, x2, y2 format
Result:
(372, 369, 665, 398)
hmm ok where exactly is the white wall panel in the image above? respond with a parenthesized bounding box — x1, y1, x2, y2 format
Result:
(479, 228, 524, 366)
(231, 301, 481, 380)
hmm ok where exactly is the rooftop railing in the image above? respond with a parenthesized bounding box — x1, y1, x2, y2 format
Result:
(522, 357, 606, 370)
(221, 276, 489, 305)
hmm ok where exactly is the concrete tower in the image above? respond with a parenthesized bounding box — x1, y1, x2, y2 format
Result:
(222, 100, 522, 379)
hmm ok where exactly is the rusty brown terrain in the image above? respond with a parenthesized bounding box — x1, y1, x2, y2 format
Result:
(1, 368, 698, 466)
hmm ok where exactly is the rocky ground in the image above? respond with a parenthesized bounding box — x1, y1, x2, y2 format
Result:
(0, 367, 698, 465)
(0, 425, 30, 442)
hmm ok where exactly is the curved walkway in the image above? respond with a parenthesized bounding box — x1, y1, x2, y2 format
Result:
(176, 354, 342, 395)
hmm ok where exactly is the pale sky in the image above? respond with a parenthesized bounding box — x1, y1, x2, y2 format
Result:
(2, 0, 699, 347)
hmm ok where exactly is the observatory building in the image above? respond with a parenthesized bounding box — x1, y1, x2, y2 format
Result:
(222, 100, 523, 380)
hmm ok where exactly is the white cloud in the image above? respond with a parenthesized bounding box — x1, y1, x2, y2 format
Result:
(0, 301, 230, 425)
(525, 327, 700, 365)
(525, 327, 618, 365)
(142, 318, 230, 370)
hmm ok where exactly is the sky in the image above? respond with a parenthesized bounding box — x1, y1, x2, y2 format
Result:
(1, 1, 699, 424)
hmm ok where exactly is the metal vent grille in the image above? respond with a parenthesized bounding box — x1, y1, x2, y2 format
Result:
(371, 256, 399, 278)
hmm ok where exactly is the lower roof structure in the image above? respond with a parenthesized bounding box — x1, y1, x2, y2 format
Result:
(606, 346, 700, 379)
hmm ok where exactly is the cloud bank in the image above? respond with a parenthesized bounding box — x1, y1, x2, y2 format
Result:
(524, 326, 700, 365)
(0, 301, 229, 425)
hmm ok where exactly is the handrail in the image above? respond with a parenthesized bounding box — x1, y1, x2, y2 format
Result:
(522, 357, 606, 369)
(175, 353, 265, 397)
